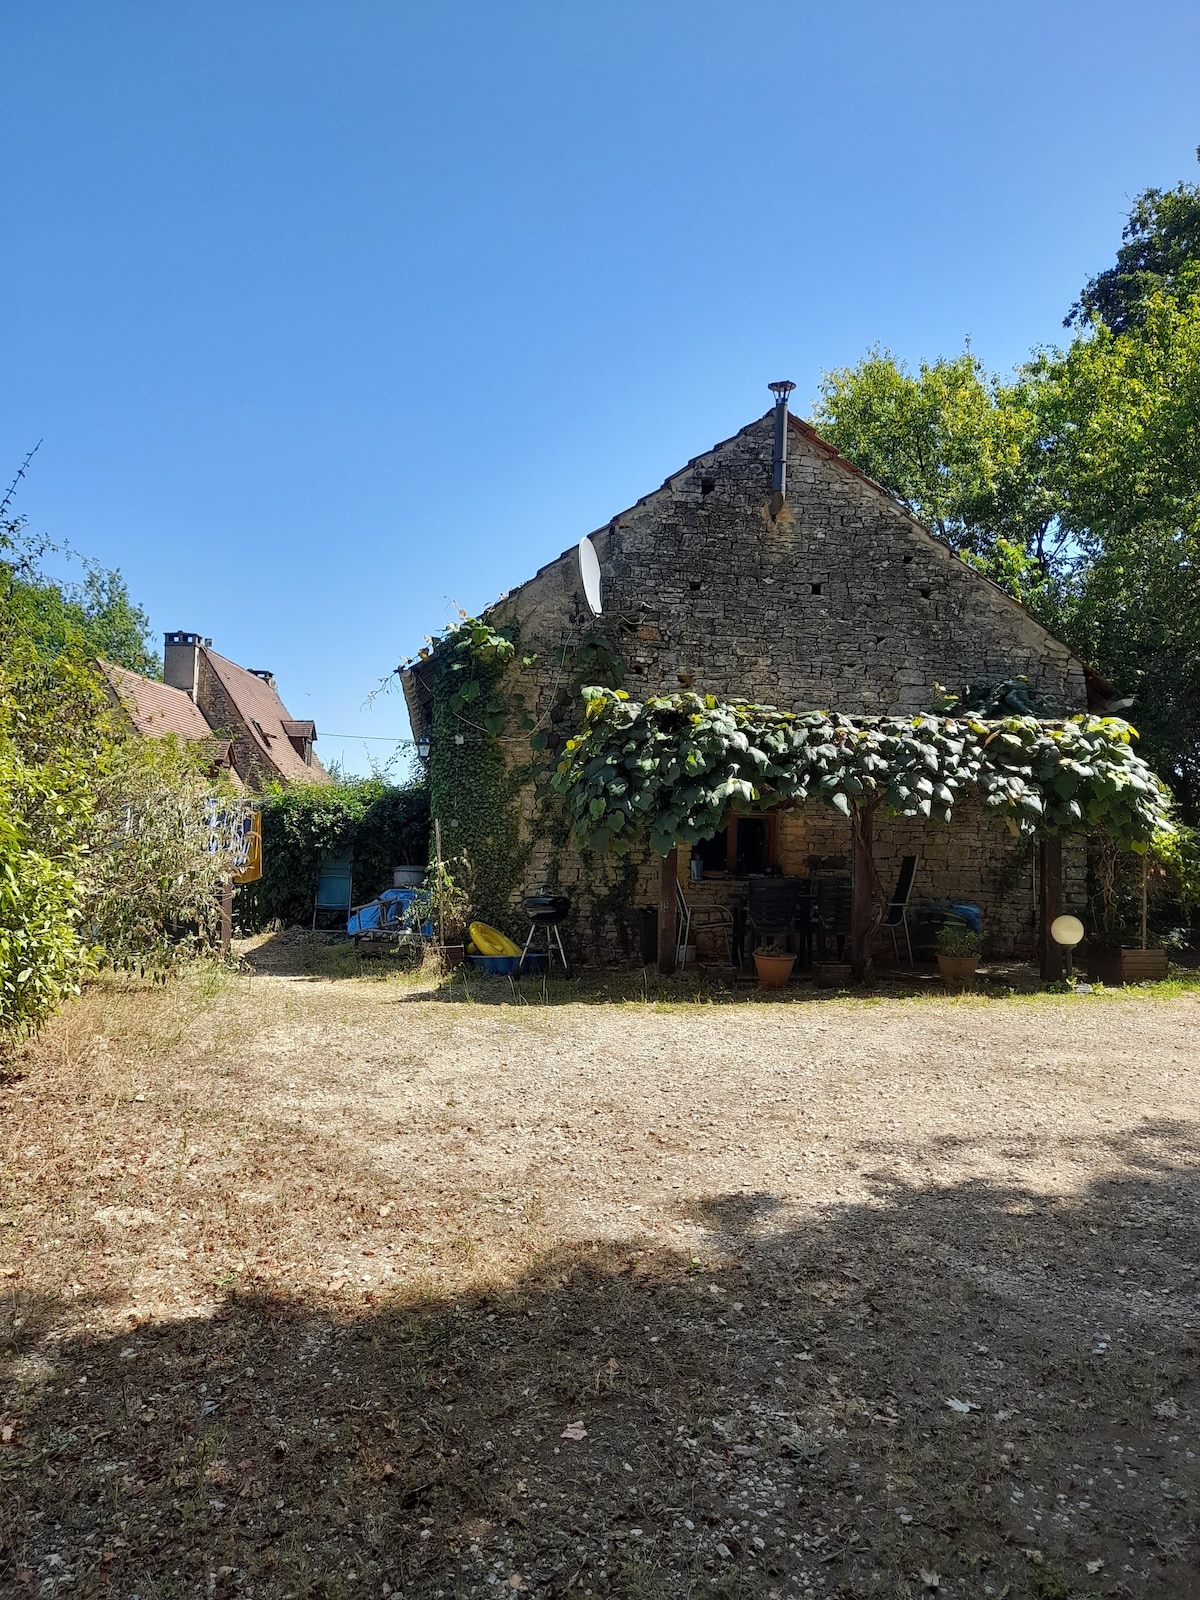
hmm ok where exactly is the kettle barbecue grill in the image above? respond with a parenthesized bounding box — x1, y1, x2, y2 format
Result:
(519, 889, 571, 975)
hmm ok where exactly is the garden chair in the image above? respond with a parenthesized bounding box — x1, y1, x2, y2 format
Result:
(881, 855, 918, 965)
(746, 877, 801, 959)
(675, 882, 735, 968)
(312, 851, 354, 931)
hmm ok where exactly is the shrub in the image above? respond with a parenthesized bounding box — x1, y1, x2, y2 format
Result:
(936, 924, 981, 958)
(80, 734, 243, 973)
(0, 761, 90, 1042)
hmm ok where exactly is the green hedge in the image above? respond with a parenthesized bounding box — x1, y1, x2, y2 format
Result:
(237, 778, 430, 931)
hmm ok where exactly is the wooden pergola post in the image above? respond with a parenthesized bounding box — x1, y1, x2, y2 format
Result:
(1038, 837, 1063, 979)
(849, 804, 877, 982)
(657, 848, 678, 976)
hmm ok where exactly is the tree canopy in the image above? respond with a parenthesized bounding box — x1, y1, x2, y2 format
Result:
(809, 162, 1200, 820)
(1066, 154, 1200, 334)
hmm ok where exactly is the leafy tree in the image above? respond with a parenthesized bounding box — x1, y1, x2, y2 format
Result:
(812, 349, 1068, 623)
(813, 349, 1006, 551)
(1022, 292, 1200, 544)
(812, 163, 1200, 819)
(7, 563, 158, 677)
(1067, 155, 1200, 334)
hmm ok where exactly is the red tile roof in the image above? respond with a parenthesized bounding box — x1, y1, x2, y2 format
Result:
(203, 649, 329, 782)
(100, 661, 213, 740)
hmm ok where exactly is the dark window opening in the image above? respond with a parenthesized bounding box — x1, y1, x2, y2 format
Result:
(903, 554, 913, 565)
(688, 577, 703, 590)
(700, 476, 716, 496)
(693, 829, 729, 873)
(735, 817, 771, 873)
(811, 582, 822, 595)
(692, 815, 779, 875)
(921, 586, 932, 599)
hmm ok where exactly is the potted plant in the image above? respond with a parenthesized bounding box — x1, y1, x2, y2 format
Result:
(753, 938, 796, 990)
(1086, 843, 1169, 985)
(419, 852, 473, 970)
(936, 924, 980, 988)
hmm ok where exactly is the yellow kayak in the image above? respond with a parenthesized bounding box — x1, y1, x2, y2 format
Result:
(468, 921, 522, 957)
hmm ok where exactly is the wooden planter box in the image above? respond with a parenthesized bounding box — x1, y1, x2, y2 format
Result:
(813, 960, 853, 989)
(1086, 945, 1169, 986)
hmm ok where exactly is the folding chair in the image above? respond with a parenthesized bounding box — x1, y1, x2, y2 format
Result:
(676, 882, 735, 967)
(881, 855, 918, 964)
(312, 851, 354, 931)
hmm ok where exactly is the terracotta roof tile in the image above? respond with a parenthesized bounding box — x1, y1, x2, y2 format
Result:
(203, 649, 330, 783)
(100, 661, 214, 740)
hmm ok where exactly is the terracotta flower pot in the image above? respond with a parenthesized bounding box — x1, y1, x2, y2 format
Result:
(754, 950, 796, 990)
(937, 953, 978, 989)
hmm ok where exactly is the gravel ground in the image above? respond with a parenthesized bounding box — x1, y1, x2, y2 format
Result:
(2, 941, 1198, 1599)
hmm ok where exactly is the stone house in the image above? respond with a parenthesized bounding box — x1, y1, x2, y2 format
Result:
(101, 632, 330, 792)
(403, 394, 1093, 962)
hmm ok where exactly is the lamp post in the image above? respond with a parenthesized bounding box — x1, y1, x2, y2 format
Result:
(1050, 914, 1085, 981)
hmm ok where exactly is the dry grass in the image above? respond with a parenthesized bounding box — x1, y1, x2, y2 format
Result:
(2, 938, 1199, 1599)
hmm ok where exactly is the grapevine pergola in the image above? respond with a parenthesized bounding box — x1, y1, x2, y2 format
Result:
(551, 688, 1174, 977)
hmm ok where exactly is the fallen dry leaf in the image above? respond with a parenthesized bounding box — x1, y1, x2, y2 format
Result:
(560, 1420, 587, 1441)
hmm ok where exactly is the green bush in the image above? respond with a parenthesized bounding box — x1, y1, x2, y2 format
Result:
(238, 778, 429, 931)
(0, 759, 91, 1042)
(936, 924, 981, 959)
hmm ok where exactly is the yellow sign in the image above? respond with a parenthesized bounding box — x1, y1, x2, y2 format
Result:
(233, 810, 263, 885)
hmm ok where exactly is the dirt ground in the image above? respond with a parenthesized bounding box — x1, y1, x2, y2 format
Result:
(2, 936, 1199, 1600)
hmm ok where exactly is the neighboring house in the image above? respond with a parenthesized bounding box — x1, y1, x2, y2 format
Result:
(403, 392, 1092, 958)
(101, 631, 330, 792)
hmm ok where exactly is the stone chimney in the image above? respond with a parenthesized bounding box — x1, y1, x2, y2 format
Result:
(163, 631, 210, 703)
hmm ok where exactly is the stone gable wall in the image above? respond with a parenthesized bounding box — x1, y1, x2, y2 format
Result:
(448, 414, 1089, 959)
(194, 655, 276, 792)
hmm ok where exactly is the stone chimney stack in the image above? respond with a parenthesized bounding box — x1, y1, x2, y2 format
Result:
(163, 631, 210, 703)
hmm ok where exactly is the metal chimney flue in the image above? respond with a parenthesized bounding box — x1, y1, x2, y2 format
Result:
(768, 380, 795, 517)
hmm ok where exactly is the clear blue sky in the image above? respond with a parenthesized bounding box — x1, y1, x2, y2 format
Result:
(4, 2, 1198, 777)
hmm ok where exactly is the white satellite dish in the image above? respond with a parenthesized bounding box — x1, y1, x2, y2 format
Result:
(578, 537, 603, 616)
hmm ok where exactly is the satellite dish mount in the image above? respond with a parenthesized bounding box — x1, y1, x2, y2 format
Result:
(578, 537, 603, 616)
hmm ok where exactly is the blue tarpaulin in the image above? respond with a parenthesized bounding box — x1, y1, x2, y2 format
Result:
(347, 887, 431, 938)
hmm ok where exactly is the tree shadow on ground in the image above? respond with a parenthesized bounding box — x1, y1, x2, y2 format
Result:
(5, 1126, 1198, 1599)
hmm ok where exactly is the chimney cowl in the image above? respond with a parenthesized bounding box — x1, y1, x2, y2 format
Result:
(768, 379, 795, 516)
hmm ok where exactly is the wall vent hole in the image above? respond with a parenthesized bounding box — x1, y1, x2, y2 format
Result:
(810, 582, 822, 595)
(920, 587, 932, 599)
(700, 476, 716, 495)
(903, 554, 913, 565)
(688, 578, 703, 590)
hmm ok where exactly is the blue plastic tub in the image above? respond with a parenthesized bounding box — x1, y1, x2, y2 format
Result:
(467, 954, 521, 975)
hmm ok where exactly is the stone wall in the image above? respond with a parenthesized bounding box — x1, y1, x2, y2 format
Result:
(194, 654, 276, 791)
(435, 411, 1090, 961)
